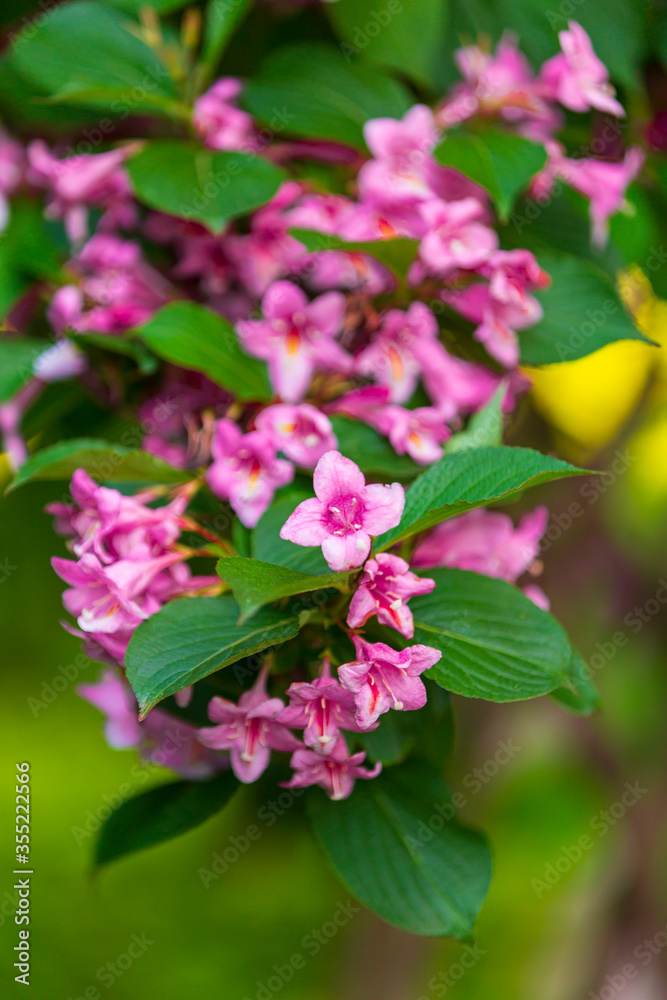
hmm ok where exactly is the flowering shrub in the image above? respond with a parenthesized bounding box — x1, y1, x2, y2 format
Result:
(0, 1, 652, 938)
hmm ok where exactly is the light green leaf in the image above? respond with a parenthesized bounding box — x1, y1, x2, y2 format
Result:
(445, 384, 505, 453)
(374, 445, 587, 551)
(434, 130, 547, 220)
(290, 228, 419, 280)
(243, 43, 411, 150)
(95, 772, 238, 868)
(409, 568, 571, 701)
(216, 556, 347, 623)
(133, 301, 271, 400)
(126, 142, 286, 233)
(307, 761, 491, 937)
(7, 439, 189, 493)
(125, 596, 303, 716)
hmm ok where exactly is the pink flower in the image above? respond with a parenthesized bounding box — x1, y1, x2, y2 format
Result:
(418, 198, 498, 276)
(359, 104, 439, 205)
(412, 506, 548, 584)
(347, 553, 435, 639)
(354, 302, 442, 404)
(33, 340, 87, 382)
(539, 22, 624, 117)
(417, 346, 500, 420)
(207, 418, 294, 528)
(226, 181, 305, 297)
(27, 142, 135, 244)
(0, 130, 24, 231)
(380, 405, 451, 464)
(255, 403, 338, 467)
(277, 658, 368, 752)
(237, 280, 349, 402)
(193, 78, 260, 152)
(560, 148, 645, 247)
(198, 667, 300, 783)
(279, 451, 404, 571)
(338, 635, 441, 729)
(79, 669, 226, 779)
(282, 735, 381, 800)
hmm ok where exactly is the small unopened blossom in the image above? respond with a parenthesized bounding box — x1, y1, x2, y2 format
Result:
(347, 553, 435, 639)
(413, 506, 549, 587)
(255, 403, 337, 467)
(539, 21, 624, 117)
(193, 78, 260, 152)
(27, 142, 135, 244)
(206, 418, 294, 527)
(282, 735, 381, 801)
(237, 280, 349, 402)
(280, 451, 404, 571)
(198, 667, 300, 783)
(277, 658, 369, 753)
(418, 197, 498, 276)
(338, 635, 442, 729)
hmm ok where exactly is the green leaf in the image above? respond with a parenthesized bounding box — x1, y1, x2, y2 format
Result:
(133, 301, 271, 400)
(327, 0, 449, 88)
(374, 445, 587, 551)
(409, 568, 571, 701)
(243, 43, 411, 151)
(520, 252, 653, 365)
(0, 338, 46, 404)
(125, 596, 303, 716)
(106, 0, 192, 12)
(551, 649, 601, 716)
(0, 200, 64, 317)
(10, 2, 175, 103)
(216, 557, 346, 623)
(434, 130, 547, 220)
(329, 415, 420, 480)
(126, 142, 286, 233)
(94, 772, 238, 868)
(290, 229, 419, 281)
(68, 332, 158, 375)
(307, 761, 491, 937)
(445, 384, 504, 454)
(7, 439, 189, 493)
(252, 487, 331, 575)
(201, 0, 251, 79)
(43, 85, 189, 120)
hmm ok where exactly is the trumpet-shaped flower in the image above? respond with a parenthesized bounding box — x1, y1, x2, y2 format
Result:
(277, 659, 369, 752)
(539, 21, 624, 117)
(279, 451, 404, 571)
(255, 403, 337, 467)
(282, 736, 381, 800)
(347, 554, 435, 639)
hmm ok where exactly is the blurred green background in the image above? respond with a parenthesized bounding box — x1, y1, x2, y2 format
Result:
(2, 429, 666, 998)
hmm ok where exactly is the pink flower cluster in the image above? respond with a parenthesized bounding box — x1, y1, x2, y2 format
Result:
(49, 470, 218, 665)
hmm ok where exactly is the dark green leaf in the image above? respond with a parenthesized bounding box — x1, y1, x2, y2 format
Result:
(243, 43, 411, 150)
(434, 130, 547, 220)
(94, 772, 238, 868)
(0, 200, 64, 317)
(126, 142, 286, 233)
(125, 596, 304, 716)
(409, 568, 571, 701)
(327, 0, 448, 88)
(201, 0, 251, 78)
(133, 301, 272, 400)
(0, 338, 46, 403)
(551, 649, 601, 716)
(7, 439, 189, 493)
(329, 415, 420, 480)
(307, 761, 491, 937)
(520, 252, 652, 365)
(216, 556, 346, 623)
(374, 445, 587, 551)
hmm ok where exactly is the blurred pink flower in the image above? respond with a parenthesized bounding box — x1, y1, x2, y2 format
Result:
(193, 78, 260, 152)
(255, 403, 337, 467)
(539, 21, 624, 117)
(418, 197, 498, 276)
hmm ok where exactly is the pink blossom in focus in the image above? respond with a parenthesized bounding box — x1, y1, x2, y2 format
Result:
(539, 21, 624, 117)
(280, 451, 404, 571)
(347, 553, 435, 639)
(193, 78, 260, 152)
(338, 635, 441, 729)
(198, 667, 300, 783)
(277, 658, 368, 753)
(282, 735, 381, 800)
(255, 403, 338, 467)
(206, 418, 294, 527)
(237, 280, 348, 402)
